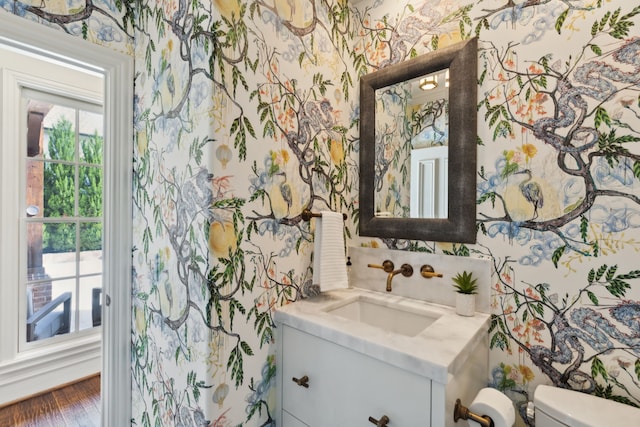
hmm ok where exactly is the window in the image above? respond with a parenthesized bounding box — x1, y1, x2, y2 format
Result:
(22, 92, 104, 346)
(0, 41, 104, 378)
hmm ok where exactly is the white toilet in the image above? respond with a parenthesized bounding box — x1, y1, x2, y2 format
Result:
(534, 384, 640, 426)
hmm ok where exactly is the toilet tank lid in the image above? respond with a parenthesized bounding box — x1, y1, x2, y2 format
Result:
(534, 385, 640, 426)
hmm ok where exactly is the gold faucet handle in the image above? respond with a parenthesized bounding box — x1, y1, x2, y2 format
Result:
(420, 265, 443, 279)
(399, 263, 414, 277)
(367, 260, 394, 273)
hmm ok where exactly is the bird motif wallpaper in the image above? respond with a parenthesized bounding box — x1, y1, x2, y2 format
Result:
(4, 0, 640, 425)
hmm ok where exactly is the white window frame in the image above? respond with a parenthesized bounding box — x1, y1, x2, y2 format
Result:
(19, 88, 105, 352)
(0, 12, 132, 426)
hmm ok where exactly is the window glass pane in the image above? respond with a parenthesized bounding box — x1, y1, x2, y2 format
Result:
(41, 247, 77, 280)
(26, 279, 73, 342)
(79, 166, 102, 217)
(79, 110, 103, 164)
(28, 223, 77, 280)
(25, 158, 44, 219)
(80, 224, 102, 275)
(43, 163, 75, 217)
(79, 276, 102, 331)
(43, 222, 77, 254)
(42, 105, 76, 162)
(26, 221, 46, 280)
(26, 106, 47, 158)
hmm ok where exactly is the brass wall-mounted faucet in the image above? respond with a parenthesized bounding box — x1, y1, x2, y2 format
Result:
(386, 264, 413, 292)
(369, 260, 412, 291)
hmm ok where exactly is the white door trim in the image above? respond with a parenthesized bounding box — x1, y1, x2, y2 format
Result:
(0, 12, 132, 425)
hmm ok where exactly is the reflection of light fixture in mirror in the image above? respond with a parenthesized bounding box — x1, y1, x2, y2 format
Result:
(419, 75, 438, 90)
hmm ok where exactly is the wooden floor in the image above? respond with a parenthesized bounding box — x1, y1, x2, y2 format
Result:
(0, 375, 101, 427)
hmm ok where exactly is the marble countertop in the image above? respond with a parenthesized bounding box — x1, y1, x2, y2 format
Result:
(274, 287, 490, 384)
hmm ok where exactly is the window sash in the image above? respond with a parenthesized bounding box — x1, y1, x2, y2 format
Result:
(19, 89, 104, 351)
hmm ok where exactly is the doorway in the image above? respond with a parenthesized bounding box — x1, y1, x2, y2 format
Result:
(0, 12, 133, 426)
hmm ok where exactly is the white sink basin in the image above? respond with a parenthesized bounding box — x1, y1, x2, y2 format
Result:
(324, 295, 441, 337)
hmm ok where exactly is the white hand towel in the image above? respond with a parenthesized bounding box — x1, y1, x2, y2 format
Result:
(312, 211, 348, 291)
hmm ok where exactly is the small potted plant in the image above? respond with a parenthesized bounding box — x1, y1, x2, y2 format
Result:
(452, 271, 478, 316)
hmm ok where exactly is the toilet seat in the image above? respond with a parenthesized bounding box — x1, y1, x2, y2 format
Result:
(534, 385, 640, 427)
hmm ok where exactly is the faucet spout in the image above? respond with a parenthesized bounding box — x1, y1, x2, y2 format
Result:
(386, 264, 413, 292)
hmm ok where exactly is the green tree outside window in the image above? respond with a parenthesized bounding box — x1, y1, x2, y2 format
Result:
(43, 117, 103, 253)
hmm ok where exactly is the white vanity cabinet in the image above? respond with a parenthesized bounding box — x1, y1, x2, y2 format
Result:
(280, 325, 431, 426)
(274, 287, 490, 427)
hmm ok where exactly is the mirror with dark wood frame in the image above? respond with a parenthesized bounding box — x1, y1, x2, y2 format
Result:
(359, 37, 478, 243)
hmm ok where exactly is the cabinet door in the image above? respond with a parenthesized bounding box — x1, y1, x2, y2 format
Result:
(323, 336, 431, 426)
(281, 325, 431, 426)
(282, 326, 333, 424)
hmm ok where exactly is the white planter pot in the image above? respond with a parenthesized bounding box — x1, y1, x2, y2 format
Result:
(455, 293, 475, 316)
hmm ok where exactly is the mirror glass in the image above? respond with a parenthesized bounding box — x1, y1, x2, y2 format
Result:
(359, 38, 477, 243)
(373, 69, 449, 219)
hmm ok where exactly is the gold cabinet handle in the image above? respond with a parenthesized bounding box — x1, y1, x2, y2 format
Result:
(368, 415, 390, 426)
(292, 375, 309, 388)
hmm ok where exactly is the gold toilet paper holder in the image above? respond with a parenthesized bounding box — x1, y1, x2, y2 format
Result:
(453, 398, 493, 427)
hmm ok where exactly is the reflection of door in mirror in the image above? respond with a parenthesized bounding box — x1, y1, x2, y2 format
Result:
(374, 69, 449, 218)
(410, 146, 448, 218)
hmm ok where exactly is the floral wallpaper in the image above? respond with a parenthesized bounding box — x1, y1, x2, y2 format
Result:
(5, 0, 640, 426)
(0, 0, 133, 53)
(473, 1, 640, 418)
(374, 79, 414, 217)
(131, 1, 358, 425)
